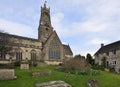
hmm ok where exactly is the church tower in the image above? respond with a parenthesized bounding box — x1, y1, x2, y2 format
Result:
(38, 1, 53, 43)
(37, 1, 73, 64)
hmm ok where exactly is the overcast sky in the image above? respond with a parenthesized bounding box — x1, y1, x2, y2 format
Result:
(0, 0, 120, 56)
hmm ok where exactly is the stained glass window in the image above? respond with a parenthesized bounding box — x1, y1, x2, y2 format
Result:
(49, 38, 60, 60)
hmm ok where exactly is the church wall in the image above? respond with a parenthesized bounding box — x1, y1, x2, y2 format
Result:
(42, 32, 64, 62)
(1, 36, 42, 61)
(60, 45, 64, 60)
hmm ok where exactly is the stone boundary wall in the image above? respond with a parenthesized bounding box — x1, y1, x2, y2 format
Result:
(0, 69, 15, 80)
(0, 60, 10, 64)
(45, 61, 62, 65)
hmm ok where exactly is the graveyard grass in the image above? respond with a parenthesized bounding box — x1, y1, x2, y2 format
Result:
(0, 66, 120, 87)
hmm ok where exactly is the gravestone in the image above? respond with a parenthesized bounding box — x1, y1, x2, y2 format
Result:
(32, 70, 51, 77)
(36, 81, 72, 87)
(20, 61, 29, 69)
(87, 79, 99, 87)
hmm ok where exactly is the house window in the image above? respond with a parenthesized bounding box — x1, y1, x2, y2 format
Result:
(112, 50, 116, 55)
(0, 51, 5, 59)
(113, 61, 116, 65)
(106, 52, 109, 56)
(16, 52, 22, 61)
(106, 61, 109, 68)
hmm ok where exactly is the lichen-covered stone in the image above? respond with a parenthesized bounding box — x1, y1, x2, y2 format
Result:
(32, 70, 51, 77)
(20, 62, 29, 69)
(0, 69, 16, 80)
(36, 81, 72, 87)
(87, 79, 99, 87)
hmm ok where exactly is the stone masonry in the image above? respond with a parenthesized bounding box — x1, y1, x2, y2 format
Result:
(0, 69, 15, 80)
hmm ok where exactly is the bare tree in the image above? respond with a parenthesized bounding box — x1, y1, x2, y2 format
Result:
(63, 54, 90, 70)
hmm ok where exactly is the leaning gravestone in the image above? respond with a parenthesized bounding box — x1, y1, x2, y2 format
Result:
(36, 81, 72, 87)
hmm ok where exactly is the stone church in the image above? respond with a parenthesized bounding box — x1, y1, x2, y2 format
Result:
(0, 2, 73, 65)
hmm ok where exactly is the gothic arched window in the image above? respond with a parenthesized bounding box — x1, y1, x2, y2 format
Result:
(16, 49, 23, 61)
(31, 50, 36, 61)
(0, 51, 5, 59)
(49, 39, 60, 60)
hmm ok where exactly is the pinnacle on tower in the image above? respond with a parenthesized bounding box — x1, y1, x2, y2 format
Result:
(44, 0, 47, 8)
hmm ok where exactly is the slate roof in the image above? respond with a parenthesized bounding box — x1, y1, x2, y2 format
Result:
(94, 40, 120, 55)
(63, 44, 73, 55)
(0, 32, 38, 42)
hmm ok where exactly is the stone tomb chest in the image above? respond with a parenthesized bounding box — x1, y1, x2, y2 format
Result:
(0, 69, 15, 80)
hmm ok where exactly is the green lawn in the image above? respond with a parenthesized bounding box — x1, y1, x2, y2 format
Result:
(0, 66, 120, 87)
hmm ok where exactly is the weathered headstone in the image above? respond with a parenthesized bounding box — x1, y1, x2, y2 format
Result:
(32, 70, 51, 77)
(36, 81, 72, 87)
(87, 79, 99, 87)
(20, 61, 29, 69)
